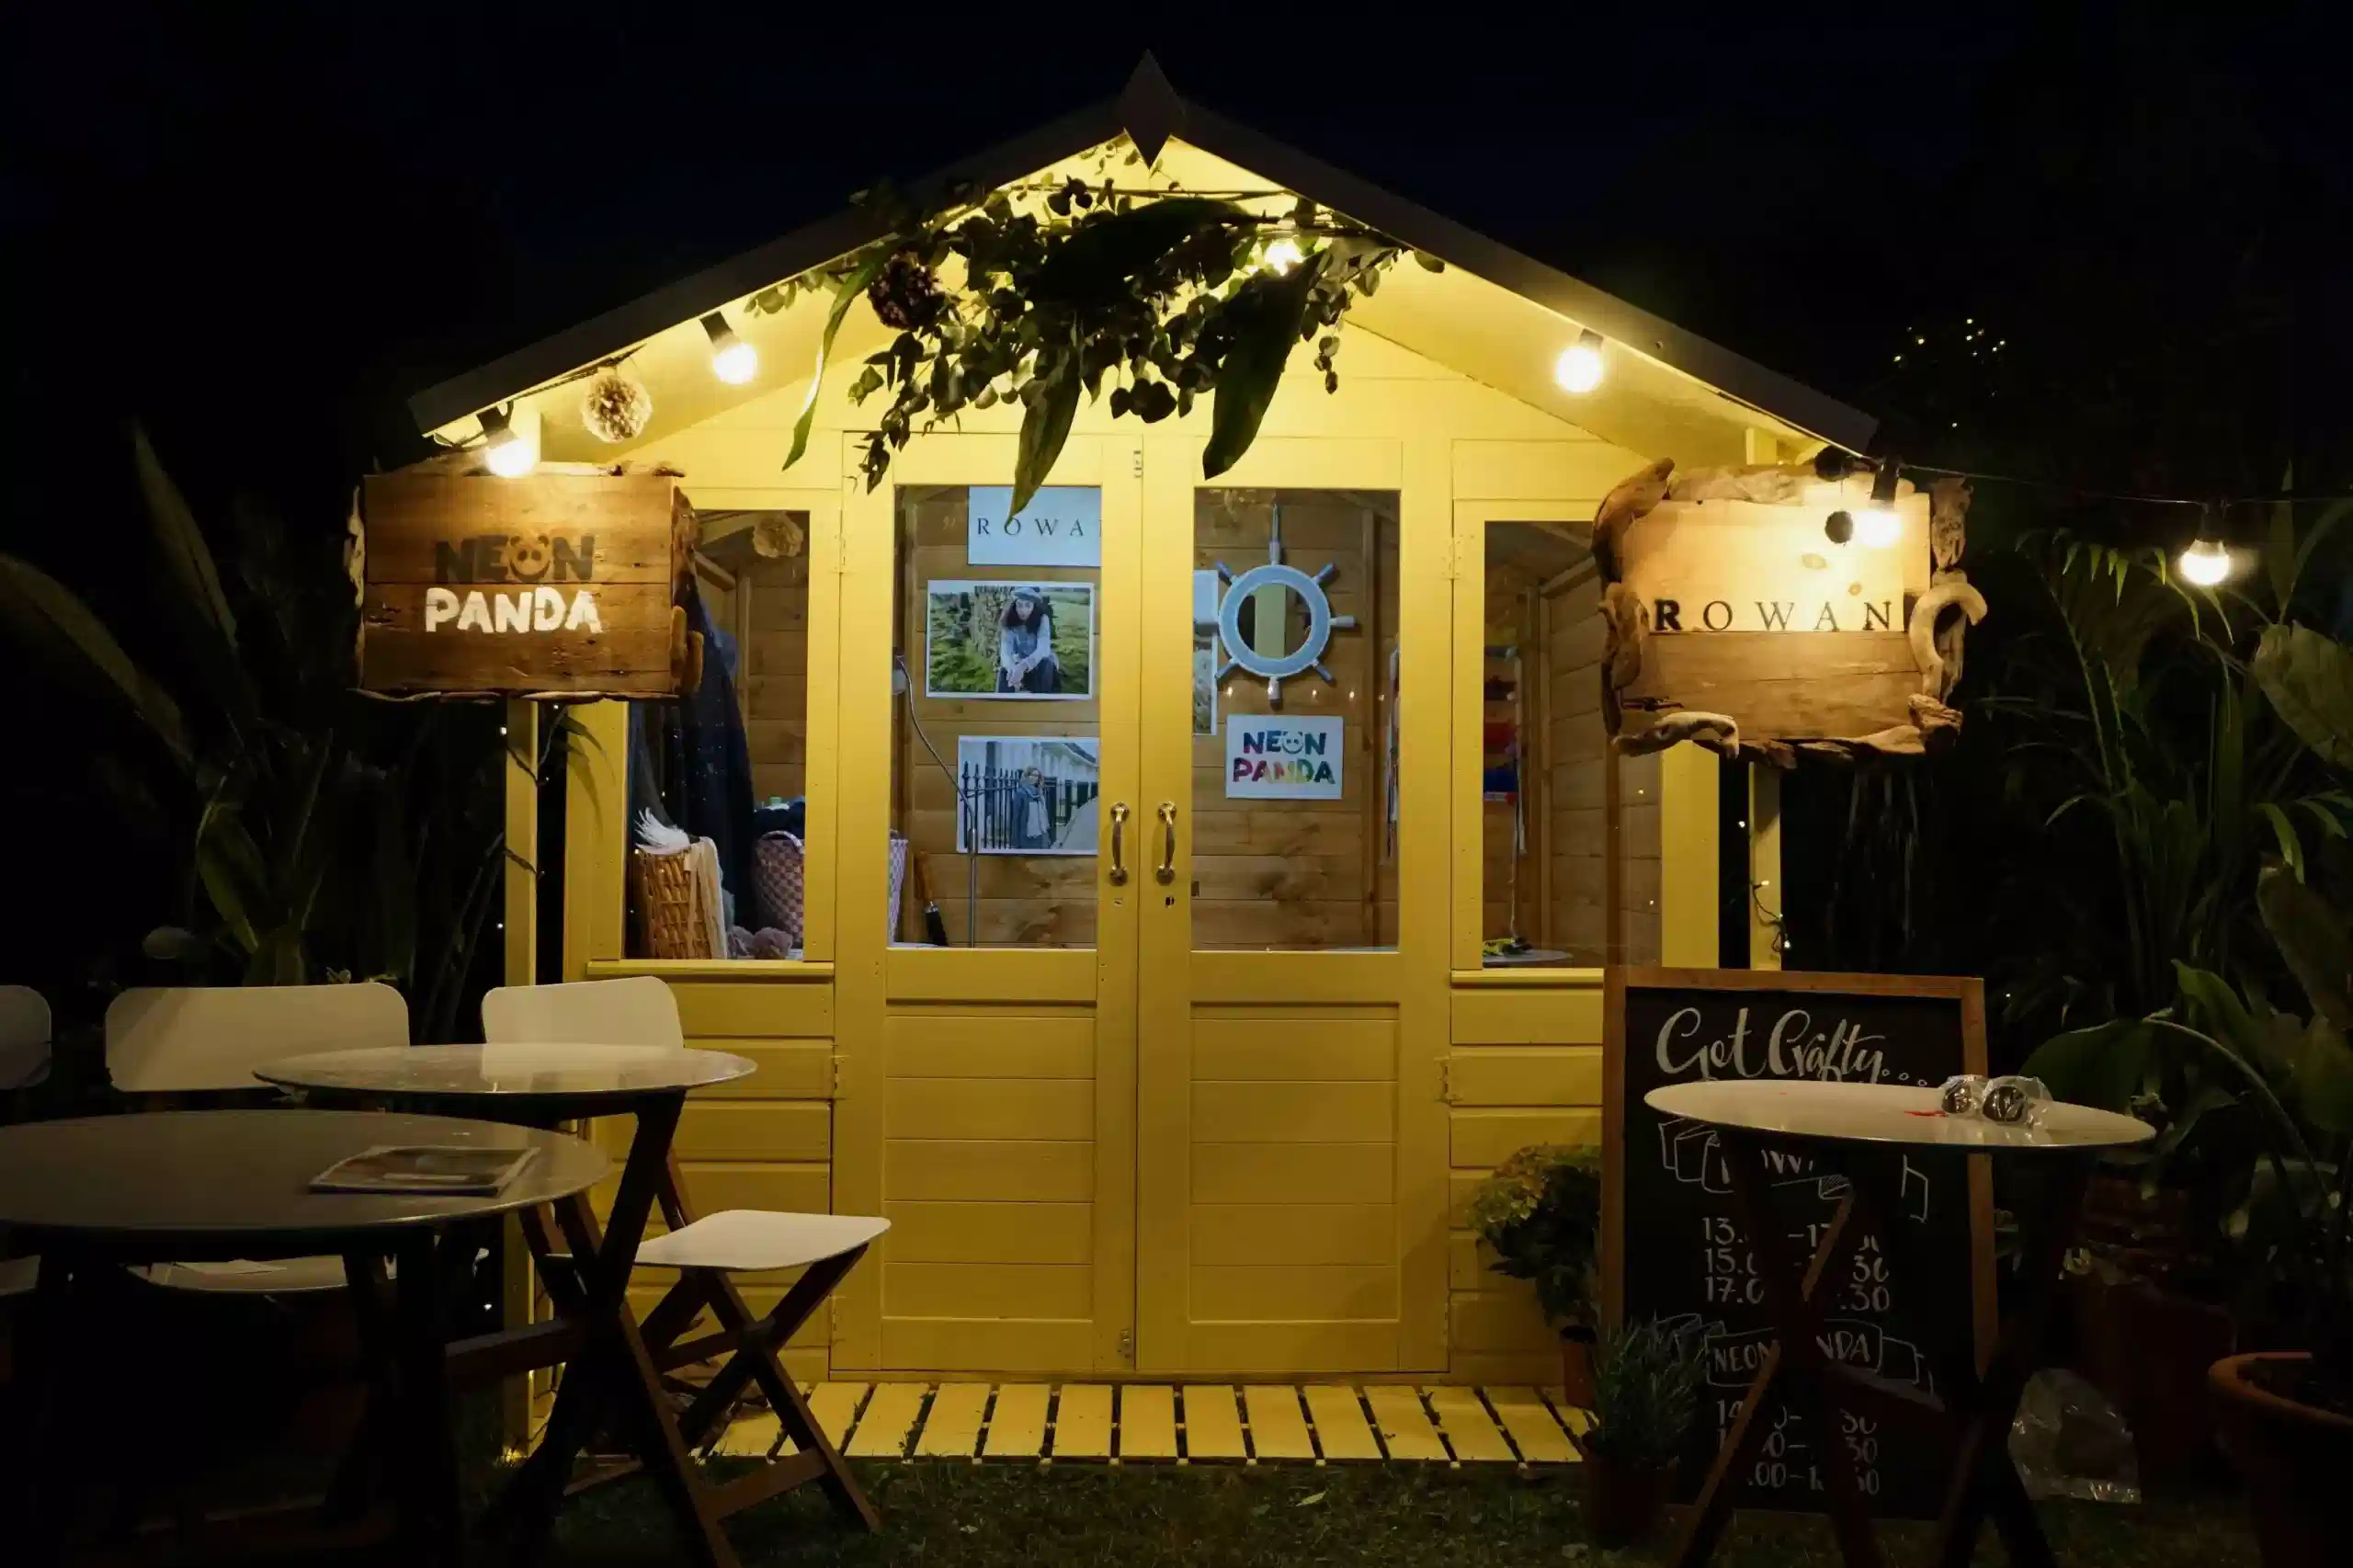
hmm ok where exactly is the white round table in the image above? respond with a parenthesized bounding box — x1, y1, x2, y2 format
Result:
(255, 1041, 756, 1111)
(1643, 1080, 2151, 1568)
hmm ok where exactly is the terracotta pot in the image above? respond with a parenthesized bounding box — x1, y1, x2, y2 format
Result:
(1583, 1452, 1674, 1550)
(2209, 1353, 2353, 1568)
(1560, 1332, 1596, 1411)
(2069, 1271, 2234, 1483)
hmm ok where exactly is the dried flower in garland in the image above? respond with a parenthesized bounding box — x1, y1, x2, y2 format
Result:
(751, 172, 1442, 511)
(579, 366, 654, 444)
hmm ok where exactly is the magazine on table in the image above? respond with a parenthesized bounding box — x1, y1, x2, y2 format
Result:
(311, 1144, 540, 1196)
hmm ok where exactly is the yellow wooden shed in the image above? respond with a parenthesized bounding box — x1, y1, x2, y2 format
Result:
(409, 59, 1874, 1388)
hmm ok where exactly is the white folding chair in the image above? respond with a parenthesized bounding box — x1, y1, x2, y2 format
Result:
(482, 979, 885, 1529)
(481, 975, 683, 1050)
(0, 985, 49, 1301)
(106, 983, 410, 1293)
(0, 984, 51, 1091)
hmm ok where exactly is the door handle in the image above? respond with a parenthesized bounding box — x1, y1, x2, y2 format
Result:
(1108, 802, 1130, 885)
(1155, 801, 1177, 884)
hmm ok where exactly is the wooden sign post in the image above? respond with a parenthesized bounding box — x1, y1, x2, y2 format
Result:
(1602, 968, 1995, 1519)
(358, 472, 699, 697)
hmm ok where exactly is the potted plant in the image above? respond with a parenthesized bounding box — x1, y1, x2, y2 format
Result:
(2029, 862, 2351, 1567)
(1574, 1317, 1705, 1549)
(1468, 1144, 1602, 1403)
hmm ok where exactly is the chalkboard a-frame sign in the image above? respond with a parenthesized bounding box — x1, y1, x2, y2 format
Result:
(1602, 968, 1996, 1520)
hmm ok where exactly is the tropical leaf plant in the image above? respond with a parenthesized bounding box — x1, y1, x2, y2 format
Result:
(752, 149, 1428, 512)
(0, 427, 520, 1043)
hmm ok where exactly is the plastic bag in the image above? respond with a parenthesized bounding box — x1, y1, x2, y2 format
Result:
(2008, 1368, 2141, 1504)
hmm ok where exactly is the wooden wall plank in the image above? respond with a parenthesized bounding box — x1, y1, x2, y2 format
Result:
(1189, 1265, 1398, 1321)
(1191, 1018, 1395, 1082)
(885, 1263, 1092, 1319)
(884, 1014, 1096, 1078)
(883, 1200, 1093, 1265)
(1189, 1081, 1392, 1143)
(1191, 1143, 1393, 1205)
(1446, 1047, 1603, 1107)
(1190, 1204, 1394, 1267)
(673, 1102, 830, 1162)
(886, 1077, 1095, 1141)
(1449, 1108, 1602, 1168)
(681, 1040, 833, 1099)
(1449, 987, 1603, 1045)
(666, 981, 835, 1039)
(883, 1139, 1092, 1202)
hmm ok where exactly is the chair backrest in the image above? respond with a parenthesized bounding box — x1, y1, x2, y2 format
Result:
(480, 977, 684, 1050)
(0, 985, 51, 1090)
(106, 983, 410, 1093)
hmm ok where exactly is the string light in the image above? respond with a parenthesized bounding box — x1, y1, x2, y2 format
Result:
(702, 311, 758, 384)
(2179, 510, 2235, 585)
(1554, 329, 1605, 394)
(477, 405, 536, 478)
(1261, 237, 1304, 275)
(1854, 456, 1903, 548)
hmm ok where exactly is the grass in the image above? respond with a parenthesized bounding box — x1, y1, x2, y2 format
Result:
(551, 1460, 2264, 1567)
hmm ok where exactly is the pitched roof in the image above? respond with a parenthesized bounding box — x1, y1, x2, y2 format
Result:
(407, 56, 1875, 457)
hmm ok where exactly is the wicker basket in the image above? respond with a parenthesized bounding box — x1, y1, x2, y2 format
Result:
(632, 848, 713, 959)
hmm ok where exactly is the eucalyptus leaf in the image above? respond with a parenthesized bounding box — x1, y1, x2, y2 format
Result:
(2289, 1017, 2353, 1136)
(1202, 252, 1325, 479)
(134, 423, 238, 653)
(784, 245, 893, 472)
(2253, 623, 2353, 770)
(2257, 863, 2353, 1029)
(1010, 363, 1080, 515)
(0, 555, 190, 761)
(2021, 1017, 2155, 1110)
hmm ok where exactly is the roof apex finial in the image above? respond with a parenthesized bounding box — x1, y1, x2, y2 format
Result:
(1120, 52, 1185, 167)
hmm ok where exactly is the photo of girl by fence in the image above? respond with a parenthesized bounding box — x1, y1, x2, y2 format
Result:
(953, 736, 1100, 856)
(926, 580, 1093, 699)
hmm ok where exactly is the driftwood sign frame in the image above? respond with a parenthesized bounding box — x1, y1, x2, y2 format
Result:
(1592, 459, 1986, 765)
(358, 471, 702, 699)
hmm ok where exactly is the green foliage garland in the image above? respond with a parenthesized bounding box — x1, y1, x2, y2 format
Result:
(752, 168, 1439, 511)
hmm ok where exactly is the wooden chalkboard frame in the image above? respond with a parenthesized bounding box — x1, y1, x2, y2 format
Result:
(1601, 966, 1997, 1377)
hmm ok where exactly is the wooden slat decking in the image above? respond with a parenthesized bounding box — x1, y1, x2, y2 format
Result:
(712, 1382, 1588, 1465)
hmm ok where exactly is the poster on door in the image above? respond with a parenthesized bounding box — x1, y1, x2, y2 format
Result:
(967, 485, 1101, 567)
(1225, 715, 1345, 799)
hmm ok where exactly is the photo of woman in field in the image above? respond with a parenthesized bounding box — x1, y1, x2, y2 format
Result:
(925, 580, 1093, 700)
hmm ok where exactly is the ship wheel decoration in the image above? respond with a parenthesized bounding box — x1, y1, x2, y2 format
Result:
(1213, 506, 1356, 707)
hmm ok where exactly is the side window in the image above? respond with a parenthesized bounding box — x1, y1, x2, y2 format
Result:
(1480, 522, 1608, 967)
(623, 511, 811, 960)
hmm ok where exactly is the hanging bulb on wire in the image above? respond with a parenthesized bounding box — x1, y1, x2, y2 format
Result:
(702, 311, 758, 384)
(1854, 455, 1903, 548)
(477, 404, 535, 478)
(2178, 507, 2234, 586)
(1554, 328, 1605, 394)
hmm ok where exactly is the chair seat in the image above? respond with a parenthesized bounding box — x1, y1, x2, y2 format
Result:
(133, 1255, 357, 1294)
(635, 1211, 888, 1273)
(0, 1256, 38, 1298)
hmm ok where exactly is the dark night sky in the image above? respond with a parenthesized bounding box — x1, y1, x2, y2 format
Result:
(5, 1, 2348, 533)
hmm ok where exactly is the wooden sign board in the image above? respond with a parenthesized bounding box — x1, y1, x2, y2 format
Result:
(1601, 477, 1977, 761)
(359, 472, 696, 696)
(1603, 968, 1995, 1519)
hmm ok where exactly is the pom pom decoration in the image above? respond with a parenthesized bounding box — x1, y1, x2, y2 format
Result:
(868, 248, 944, 331)
(580, 367, 654, 443)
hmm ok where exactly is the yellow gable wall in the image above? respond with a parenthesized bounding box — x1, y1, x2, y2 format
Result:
(569, 295, 1732, 1384)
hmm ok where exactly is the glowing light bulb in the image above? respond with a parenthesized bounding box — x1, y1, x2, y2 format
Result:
(2178, 539, 2232, 586)
(702, 310, 758, 384)
(1854, 507, 1902, 549)
(1262, 238, 1304, 275)
(478, 405, 536, 478)
(1554, 329, 1605, 393)
(1854, 454, 1903, 547)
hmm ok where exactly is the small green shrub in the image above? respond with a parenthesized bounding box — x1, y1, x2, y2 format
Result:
(1585, 1317, 1706, 1470)
(1466, 1144, 1601, 1331)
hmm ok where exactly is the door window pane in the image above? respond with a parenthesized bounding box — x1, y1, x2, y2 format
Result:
(891, 484, 1101, 949)
(1480, 521, 1607, 967)
(1193, 488, 1399, 951)
(622, 510, 809, 960)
